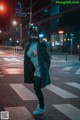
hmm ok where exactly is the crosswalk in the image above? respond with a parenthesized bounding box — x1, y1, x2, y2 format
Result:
(62, 66, 73, 71)
(65, 82, 80, 89)
(46, 84, 78, 98)
(53, 104, 80, 120)
(0, 52, 80, 119)
(5, 106, 33, 120)
(3, 82, 80, 120)
(10, 84, 37, 100)
(3, 58, 21, 62)
(51, 65, 80, 75)
(75, 69, 80, 74)
(0, 56, 80, 74)
(61, 67, 80, 75)
(0, 57, 22, 62)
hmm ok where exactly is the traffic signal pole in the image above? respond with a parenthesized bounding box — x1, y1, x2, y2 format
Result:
(29, 0, 32, 26)
(15, 1, 32, 46)
(20, 21, 22, 46)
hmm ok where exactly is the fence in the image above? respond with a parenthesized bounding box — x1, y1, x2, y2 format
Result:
(0, 45, 23, 54)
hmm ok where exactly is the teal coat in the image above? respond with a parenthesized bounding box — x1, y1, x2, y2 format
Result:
(24, 41, 51, 88)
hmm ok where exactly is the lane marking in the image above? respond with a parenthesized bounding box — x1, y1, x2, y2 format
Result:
(53, 104, 80, 120)
(10, 84, 37, 100)
(66, 82, 80, 89)
(46, 84, 78, 98)
(5, 106, 33, 120)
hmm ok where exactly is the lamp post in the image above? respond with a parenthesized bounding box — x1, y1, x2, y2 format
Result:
(70, 39, 73, 55)
(30, 0, 32, 25)
(70, 34, 74, 55)
(77, 44, 80, 61)
(28, 0, 32, 27)
(12, 20, 22, 46)
(20, 22, 22, 46)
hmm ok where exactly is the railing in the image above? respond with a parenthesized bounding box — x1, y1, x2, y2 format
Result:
(0, 45, 23, 54)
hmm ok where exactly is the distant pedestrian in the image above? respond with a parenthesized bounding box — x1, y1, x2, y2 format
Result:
(24, 30, 51, 115)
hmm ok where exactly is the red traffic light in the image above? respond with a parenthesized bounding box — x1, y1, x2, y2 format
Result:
(0, 3, 7, 14)
(0, 5, 4, 11)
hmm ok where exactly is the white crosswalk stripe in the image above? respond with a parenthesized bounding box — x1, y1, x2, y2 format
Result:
(53, 104, 80, 120)
(75, 69, 80, 74)
(10, 84, 37, 100)
(0, 51, 5, 54)
(46, 84, 78, 98)
(5, 106, 34, 120)
(62, 66, 73, 71)
(55, 66, 80, 75)
(66, 82, 80, 89)
(3, 58, 21, 62)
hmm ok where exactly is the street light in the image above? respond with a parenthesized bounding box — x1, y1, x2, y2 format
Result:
(12, 20, 22, 46)
(12, 21, 17, 25)
(0, 30, 2, 33)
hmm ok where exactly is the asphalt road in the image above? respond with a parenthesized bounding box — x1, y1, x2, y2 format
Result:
(0, 50, 80, 120)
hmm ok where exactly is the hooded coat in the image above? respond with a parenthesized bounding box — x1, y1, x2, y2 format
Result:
(24, 41, 51, 88)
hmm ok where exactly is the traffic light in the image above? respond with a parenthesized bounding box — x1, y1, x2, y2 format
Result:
(16, 2, 23, 11)
(0, 5, 4, 10)
(0, 3, 7, 14)
(39, 34, 44, 38)
(32, 25, 37, 30)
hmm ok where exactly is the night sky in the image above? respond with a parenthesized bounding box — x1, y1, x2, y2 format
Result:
(0, 0, 80, 31)
(0, 0, 16, 31)
(0, 0, 49, 31)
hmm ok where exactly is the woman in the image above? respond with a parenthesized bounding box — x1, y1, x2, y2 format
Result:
(24, 30, 51, 115)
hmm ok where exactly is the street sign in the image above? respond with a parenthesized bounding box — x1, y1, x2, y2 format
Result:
(16, 2, 23, 11)
(15, 11, 27, 17)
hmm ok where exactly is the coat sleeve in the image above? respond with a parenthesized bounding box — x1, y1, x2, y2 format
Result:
(38, 42, 51, 87)
(24, 42, 35, 83)
(38, 43, 51, 69)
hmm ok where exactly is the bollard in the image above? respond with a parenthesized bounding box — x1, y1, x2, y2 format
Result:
(65, 52, 67, 61)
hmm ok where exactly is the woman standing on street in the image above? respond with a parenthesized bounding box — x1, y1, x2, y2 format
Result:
(24, 29, 51, 115)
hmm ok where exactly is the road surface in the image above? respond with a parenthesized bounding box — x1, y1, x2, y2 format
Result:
(0, 50, 80, 120)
